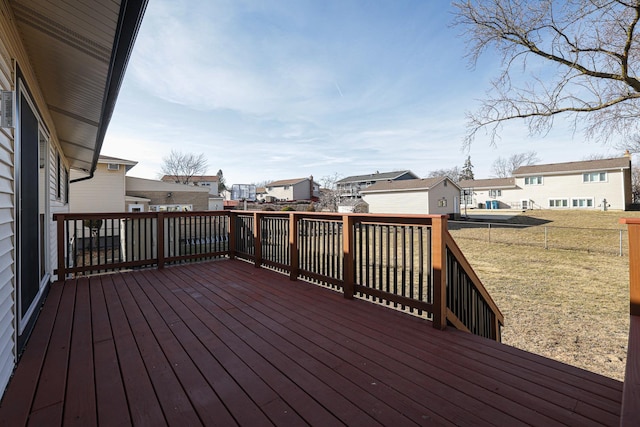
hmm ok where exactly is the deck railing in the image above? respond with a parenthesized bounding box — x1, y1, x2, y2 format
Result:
(619, 219, 640, 426)
(54, 211, 503, 341)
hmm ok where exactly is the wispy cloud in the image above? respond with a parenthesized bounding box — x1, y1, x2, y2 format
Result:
(103, 0, 617, 186)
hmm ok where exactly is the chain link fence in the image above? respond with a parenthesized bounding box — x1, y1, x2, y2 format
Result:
(449, 220, 627, 256)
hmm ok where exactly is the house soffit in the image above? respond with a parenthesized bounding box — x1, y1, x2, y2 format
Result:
(10, 0, 146, 173)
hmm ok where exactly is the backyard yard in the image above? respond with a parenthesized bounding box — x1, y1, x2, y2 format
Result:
(449, 209, 640, 381)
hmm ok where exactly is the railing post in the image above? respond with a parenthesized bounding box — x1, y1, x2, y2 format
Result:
(342, 215, 355, 299)
(432, 215, 447, 330)
(620, 218, 640, 425)
(289, 212, 299, 281)
(157, 212, 165, 269)
(228, 212, 236, 259)
(55, 214, 66, 281)
(254, 212, 262, 268)
(625, 221, 640, 316)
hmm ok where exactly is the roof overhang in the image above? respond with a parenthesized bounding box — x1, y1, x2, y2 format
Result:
(10, 0, 147, 173)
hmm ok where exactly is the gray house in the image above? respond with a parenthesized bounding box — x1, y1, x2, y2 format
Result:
(336, 170, 418, 200)
(360, 177, 461, 215)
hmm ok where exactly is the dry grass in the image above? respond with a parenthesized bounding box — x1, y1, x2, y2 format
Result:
(451, 209, 639, 381)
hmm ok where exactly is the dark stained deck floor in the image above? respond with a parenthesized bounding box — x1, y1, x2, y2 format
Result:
(0, 259, 623, 426)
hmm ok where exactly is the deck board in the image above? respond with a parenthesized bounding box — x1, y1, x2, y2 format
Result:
(0, 259, 624, 426)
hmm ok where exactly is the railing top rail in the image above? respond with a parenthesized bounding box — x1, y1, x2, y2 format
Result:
(621, 218, 640, 225)
(444, 232, 505, 324)
(54, 210, 231, 220)
(227, 211, 443, 225)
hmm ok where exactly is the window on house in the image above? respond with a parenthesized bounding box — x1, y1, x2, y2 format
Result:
(437, 198, 447, 207)
(549, 199, 568, 208)
(524, 176, 543, 185)
(489, 189, 502, 198)
(583, 172, 607, 182)
(284, 185, 289, 190)
(572, 198, 594, 208)
(107, 163, 120, 171)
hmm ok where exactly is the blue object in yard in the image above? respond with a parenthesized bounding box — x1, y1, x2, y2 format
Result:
(485, 201, 491, 209)
(491, 200, 499, 209)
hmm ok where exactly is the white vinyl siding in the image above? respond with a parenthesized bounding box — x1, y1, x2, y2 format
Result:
(49, 142, 69, 280)
(515, 168, 627, 210)
(0, 16, 15, 398)
(69, 162, 126, 213)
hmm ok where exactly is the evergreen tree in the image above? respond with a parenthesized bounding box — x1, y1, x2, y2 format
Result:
(217, 169, 227, 193)
(460, 156, 474, 181)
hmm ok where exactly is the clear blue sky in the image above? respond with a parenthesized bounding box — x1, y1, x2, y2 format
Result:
(102, 0, 619, 186)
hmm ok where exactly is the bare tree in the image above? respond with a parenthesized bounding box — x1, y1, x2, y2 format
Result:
(427, 166, 461, 182)
(491, 151, 539, 178)
(316, 173, 342, 212)
(633, 165, 640, 203)
(453, 1, 640, 146)
(161, 150, 208, 185)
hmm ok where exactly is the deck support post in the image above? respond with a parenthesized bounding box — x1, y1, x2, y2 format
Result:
(343, 215, 355, 299)
(432, 215, 447, 330)
(289, 213, 299, 281)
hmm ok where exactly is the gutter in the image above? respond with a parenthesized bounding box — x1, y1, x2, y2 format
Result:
(79, 0, 148, 181)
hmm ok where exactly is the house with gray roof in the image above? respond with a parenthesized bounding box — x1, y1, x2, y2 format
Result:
(458, 154, 632, 211)
(360, 177, 461, 215)
(336, 170, 418, 200)
(265, 176, 320, 201)
(512, 155, 632, 210)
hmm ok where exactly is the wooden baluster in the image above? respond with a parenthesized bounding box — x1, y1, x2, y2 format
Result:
(289, 212, 299, 281)
(254, 212, 262, 268)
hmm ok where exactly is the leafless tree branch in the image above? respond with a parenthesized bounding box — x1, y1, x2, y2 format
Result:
(453, 0, 640, 146)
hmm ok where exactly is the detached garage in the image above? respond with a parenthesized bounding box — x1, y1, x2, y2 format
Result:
(360, 177, 461, 215)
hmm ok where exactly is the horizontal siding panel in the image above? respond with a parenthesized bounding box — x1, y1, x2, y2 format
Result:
(0, 193, 14, 209)
(0, 179, 13, 195)
(0, 272, 14, 400)
(0, 161, 13, 182)
(0, 144, 14, 169)
(0, 251, 14, 280)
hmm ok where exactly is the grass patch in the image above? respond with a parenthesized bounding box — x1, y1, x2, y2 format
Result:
(451, 209, 637, 381)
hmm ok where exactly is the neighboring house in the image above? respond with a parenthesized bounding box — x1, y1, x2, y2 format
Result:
(265, 176, 320, 201)
(337, 198, 369, 213)
(512, 155, 632, 210)
(161, 175, 220, 196)
(71, 156, 221, 212)
(458, 177, 519, 209)
(127, 177, 210, 211)
(255, 187, 267, 202)
(0, 0, 146, 400)
(336, 170, 418, 200)
(360, 177, 461, 215)
(70, 155, 138, 212)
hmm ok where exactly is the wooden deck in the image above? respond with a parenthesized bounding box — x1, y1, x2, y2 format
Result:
(0, 259, 623, 426)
